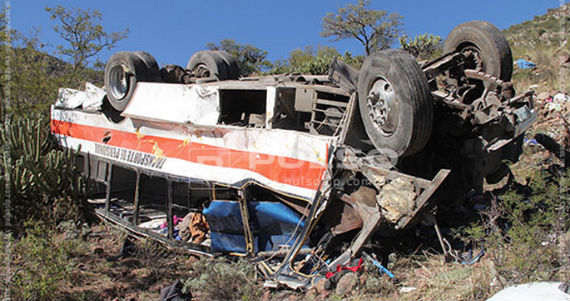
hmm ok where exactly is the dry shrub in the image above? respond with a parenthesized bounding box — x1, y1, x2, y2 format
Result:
(380, 252, 496, 301)
(5, 223, 74, 301)
(183, 257, 262, 301)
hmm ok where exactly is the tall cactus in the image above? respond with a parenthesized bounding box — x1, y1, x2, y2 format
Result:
(1, 115, 85, 233)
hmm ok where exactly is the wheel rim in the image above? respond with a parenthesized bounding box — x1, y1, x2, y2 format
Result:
(366, 78, 399, 136)
(193, 63, 211, 78)
(461, 44, 484, 71)
(109, 64, 129, 100)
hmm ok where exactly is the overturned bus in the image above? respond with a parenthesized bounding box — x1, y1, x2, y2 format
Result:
(51, 21, 536, 288)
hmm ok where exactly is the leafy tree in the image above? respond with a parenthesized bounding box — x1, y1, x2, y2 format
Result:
(0, 5, 123, 234)
(206, 39, 272, 76)
(288, 45, 340, 69)
(46, 5, 128, 87)
(321, 0, 403, 55)
(399, 33, 443, 61)
(267, 46, 363, 75)
(0, 13, 59, 117)
(1, 6, 128, 116)
(9, 33, 67, 115)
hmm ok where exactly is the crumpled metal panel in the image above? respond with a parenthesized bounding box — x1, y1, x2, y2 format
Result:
(122, 82, 220, 125)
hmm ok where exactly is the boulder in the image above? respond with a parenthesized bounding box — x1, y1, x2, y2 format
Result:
(335, 272, 359, 297)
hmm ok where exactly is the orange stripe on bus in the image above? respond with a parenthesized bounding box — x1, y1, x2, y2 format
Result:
(51, 119, 327, 190)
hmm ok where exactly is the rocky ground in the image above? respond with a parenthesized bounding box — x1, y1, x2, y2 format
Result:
(47, 222, 498, 301)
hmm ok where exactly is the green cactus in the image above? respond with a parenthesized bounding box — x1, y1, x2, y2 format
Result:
(1, 115, 85, 233)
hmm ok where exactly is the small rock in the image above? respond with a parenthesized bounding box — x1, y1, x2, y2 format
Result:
(304, 289, 318, 300)
(359, 273, 368, 285)
(315, 278, 328, 294)
(316, 290, 331, 301)
(335, 272, 359, 297)
(537, 91, 551, 101)
(185, 255, 199, 266)
(261, 289, 272, 300)
(553, 49, 570, 67)
(272, 290, 293, 300)
(148, 282, 162, 294)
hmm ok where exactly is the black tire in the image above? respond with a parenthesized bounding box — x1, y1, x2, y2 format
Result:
(443, 21, 513, 81)
(104, 51, 157, 112)
(133, 51, 161, 82)
(358, 49, 433, 158)
(501, 134, 524, 163)
(186, 50, 238, 80)
(485, 162, 510, 185)
(215, 51, 240, 79)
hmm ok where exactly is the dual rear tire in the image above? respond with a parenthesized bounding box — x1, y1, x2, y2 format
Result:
(358, 49, 433, 158)
(358, 21, 513, 158)
(104, 50, 239, 112)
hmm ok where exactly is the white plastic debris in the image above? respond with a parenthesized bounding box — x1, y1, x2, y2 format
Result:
(486, 282, 570, 301)
(546, 102, 563, 112)
(554, 93, 570, 103)
(263, 280, 279, 289)
(55, 88, 84, 109)
(138, 218, 166, 229)
(82, 82, 105, 111)
(400, 286, 417, 293)
(54, 82, 104, 110)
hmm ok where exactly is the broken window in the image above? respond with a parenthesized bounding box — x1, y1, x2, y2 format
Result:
(271, 87, 312, 132)
(218, 89, 266, 127)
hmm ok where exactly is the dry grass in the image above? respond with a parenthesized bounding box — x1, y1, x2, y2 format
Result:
(371, 253, 498, 301)
(6, 222, 195, 301)
(511, 46, 570, 95)
(337, 251, 499, 301)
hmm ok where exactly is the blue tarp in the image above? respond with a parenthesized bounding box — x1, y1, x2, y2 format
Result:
(515, 59, 536, 69)
(203, 200, 306, 253)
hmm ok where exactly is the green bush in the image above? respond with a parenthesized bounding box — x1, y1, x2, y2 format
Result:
(463, 168, 570, 286)
(361, 260, 396, 295)
(183, 257, 262, 301)
(7, 223, 74, 301)
(399, 33, 443, 61)
(266, 51, 363, 75)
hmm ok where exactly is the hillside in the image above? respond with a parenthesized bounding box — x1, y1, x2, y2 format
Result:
(505, 4, 570, 49)
(504, 3, 570, 93)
